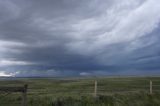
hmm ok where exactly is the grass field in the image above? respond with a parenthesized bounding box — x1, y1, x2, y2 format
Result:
(0, 77, 160, 106)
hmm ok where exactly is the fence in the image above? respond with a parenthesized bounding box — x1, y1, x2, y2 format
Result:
(93, 80, 154, 97)
(0, 78, 160, 106)
(26, 78, 160, 98)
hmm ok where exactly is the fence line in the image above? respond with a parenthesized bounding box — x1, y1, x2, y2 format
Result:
(26, 80, 159, 95)
(93, 80, 156, 96)
(0, 79, 159, 105)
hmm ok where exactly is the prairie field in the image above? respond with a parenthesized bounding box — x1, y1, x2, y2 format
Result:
(0, 77, 160, 106)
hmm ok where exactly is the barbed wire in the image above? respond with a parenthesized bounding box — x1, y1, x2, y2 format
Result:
(0, 92, 11, 100)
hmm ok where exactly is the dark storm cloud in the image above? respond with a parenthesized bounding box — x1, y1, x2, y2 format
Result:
(0, 0, 160, 77)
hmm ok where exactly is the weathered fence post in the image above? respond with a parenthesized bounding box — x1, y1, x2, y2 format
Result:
(94, 80, 97, 97)
(22, 84, 28, 106)
(150, 80, 152, 94)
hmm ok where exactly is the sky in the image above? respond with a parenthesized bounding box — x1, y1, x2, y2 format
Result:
(0, 0, 160, 77)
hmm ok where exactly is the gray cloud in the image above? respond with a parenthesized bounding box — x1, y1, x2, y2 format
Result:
(0, 0, 160, 77)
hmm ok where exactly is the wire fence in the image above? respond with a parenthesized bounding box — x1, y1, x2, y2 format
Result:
(0, 78, 160, 106)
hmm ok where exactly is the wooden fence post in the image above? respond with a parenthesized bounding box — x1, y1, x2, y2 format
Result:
(150, 80, 152, 94)
(94, 80, 97, 97)
(22, 84, 28, 106)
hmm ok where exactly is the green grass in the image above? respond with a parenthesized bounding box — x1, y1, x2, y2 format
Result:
(0, 77, 160, 106)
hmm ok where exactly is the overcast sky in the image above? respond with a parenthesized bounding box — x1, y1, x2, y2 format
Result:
(0, 0, 160, 77)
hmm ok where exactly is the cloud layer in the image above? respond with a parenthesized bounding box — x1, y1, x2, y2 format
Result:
(0, 0, 160, 77)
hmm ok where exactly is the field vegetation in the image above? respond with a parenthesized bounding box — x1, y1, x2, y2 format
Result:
(0, 77, 160, 106)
